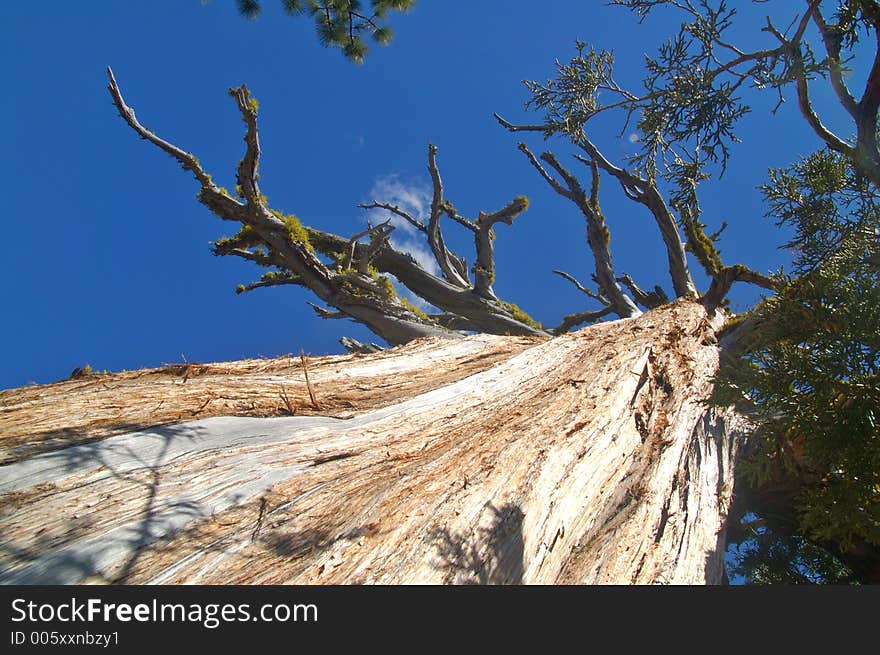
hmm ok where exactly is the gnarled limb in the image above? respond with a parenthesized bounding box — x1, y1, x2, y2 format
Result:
(499, 112, 778, 311)
(497, 113, 697, 300)
(108, 68, 452, 346)
(701, 264, 780, 312)
(306, 228, 550, 337)
(439, 196, 530, 301)
(570, 145, 696, 298)
(515, 142, 639, 319)
(426, 144, 470, 288)
(616, 273, 668, 310)
(362, 144, 526, 294)
(552, 306, 614, 335)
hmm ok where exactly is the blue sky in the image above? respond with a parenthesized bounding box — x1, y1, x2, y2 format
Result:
(0, 1, 861, 390)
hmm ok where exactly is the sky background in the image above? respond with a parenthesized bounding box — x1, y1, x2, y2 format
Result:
(0, 1, 864, 390)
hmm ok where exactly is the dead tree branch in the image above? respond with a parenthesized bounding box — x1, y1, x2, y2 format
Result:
(108, 67, 454, 346)
(438, 196, 530, 300)
(427, 144, 471, 288)
(616, 274, 668, 310)
(515, 141, 639, 319)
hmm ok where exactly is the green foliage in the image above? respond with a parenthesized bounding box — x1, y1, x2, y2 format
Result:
(472, 265, 495, 285)
(498, 301, 543, 330)
(375, 273, 396, 297)
(728, 518, 859, 584)
(214, 224, 264, 251)
(69, 364, 109, 379)
(763, 150, 880, 275)
(513, 195, 529, 211)
(399, 296, 428, 320)
(715, 150, 880, 563)
(231, 0, 415, 64)
(269, 209, 313, 251)
(523, 1, 852, 186)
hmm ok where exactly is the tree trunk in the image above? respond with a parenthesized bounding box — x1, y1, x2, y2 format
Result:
(0, 300, 745, 584)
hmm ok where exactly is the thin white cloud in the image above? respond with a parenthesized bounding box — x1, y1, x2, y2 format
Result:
(359, 176, 443, 315)
(362, 175, 440, 277)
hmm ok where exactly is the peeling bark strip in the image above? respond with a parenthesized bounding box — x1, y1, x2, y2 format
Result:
(0, 335, 539, 465)
(0, 301, 745, 584)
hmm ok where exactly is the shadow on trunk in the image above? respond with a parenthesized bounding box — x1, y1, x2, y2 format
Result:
(428, 503, 525, 585)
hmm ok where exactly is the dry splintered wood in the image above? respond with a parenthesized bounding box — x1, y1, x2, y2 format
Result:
(0, 334, 539, 465)
(0, 300, 745, 584)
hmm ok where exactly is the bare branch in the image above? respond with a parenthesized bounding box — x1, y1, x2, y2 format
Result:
(792, 53, 855, 156)
(494, 112, 549, 133)
(440, 202, 477, 232)
(708, 220, 728, 243)
(572, 138, 696, 298)
(228, 85, 264, 204)
(810, 4, 859, 119)
(552, 269, 608, 304)
(426, 144, 471, 288)
(516, 142, 571, 198)
(108, 67, 212, 187)
(359, 202, 425, 233)
(339, 337, 384, 354)
(701, 264, 781, 311)
(524, 125, 693, 301)
(236, 273, 302, 294)
(552, 306, 615, 335)
(471, 196, 530, 300)
(107, 67, 245, 222)
(519, 148, 638, 318)
(616, 273, 669, 309)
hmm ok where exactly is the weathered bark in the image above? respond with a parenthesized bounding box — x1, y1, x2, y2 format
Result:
(307, 228, 548, 337)
(0, 301, 745, 584)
